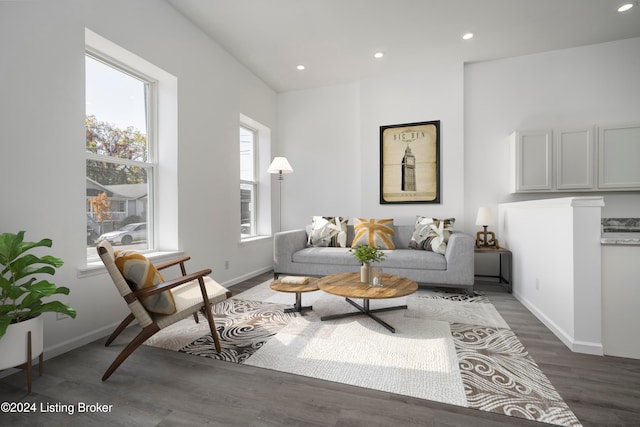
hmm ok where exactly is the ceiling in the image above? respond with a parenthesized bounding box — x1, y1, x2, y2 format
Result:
(167, 0, 640, 93)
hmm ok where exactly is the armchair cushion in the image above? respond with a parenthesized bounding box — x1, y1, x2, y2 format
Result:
(114, 250, 177, 314)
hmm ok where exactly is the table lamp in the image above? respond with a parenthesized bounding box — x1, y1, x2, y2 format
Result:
(475, 207, 498, 248)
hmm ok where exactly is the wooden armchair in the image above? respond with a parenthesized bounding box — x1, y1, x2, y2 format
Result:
(97, 240, 231, 381)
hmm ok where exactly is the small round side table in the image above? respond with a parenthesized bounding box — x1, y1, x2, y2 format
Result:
(270, 277, 319, 315)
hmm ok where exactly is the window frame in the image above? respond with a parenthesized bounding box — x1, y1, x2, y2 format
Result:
(85, 49, 158, 260)
(240, 124, 259, 239)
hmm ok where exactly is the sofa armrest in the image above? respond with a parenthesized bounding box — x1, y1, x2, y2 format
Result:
(443, 232, 475, 285)
(273, 229, 308, 273)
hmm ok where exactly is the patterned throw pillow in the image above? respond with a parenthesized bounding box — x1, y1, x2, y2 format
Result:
(114, 250, 177, 314)
(351, 218, 395, 250)
(308, 216, 349, 247)
(409, 216, 455, 255)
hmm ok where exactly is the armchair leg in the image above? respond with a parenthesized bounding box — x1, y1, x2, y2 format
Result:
(198, 278, 222, 353)
(105, 313, 135, 347)
(102, 324, 160, 381)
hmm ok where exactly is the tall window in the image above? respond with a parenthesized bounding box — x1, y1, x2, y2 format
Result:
(240, 125, 257, 238)
(85, 53, 156, 255)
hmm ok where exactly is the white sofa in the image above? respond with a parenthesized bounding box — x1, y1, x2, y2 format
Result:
(273, 224, 475, 292)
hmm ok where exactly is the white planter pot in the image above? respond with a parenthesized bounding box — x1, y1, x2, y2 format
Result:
(0, 315, 44, 370)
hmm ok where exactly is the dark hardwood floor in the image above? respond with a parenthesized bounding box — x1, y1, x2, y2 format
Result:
(1, 272, 639, 426)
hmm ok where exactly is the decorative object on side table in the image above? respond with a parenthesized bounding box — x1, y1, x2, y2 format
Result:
(475, 207, 498, 248)
(349, 244, 386, 283)
(0, 231, 77, 393)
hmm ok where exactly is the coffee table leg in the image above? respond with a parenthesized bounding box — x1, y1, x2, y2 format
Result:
(284, 292, 313, 315)
(320, 298, 405, 333)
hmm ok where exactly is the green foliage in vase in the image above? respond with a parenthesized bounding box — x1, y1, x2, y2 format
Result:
(349, 244, 386, 264)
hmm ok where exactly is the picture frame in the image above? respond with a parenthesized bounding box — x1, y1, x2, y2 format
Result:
(379, 120, 440, 204)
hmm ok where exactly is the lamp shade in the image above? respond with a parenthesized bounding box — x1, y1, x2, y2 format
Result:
(475, 207, 494, 226)
(267, 157, 293, 174)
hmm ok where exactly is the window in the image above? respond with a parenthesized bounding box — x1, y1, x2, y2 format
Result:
(85, 53, 156, 254)
(240, 125, 257, 238)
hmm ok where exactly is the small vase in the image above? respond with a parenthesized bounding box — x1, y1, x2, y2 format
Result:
(360, 262, 370, 283)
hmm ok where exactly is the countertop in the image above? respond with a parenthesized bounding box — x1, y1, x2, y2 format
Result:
(601, 233, 640, 246)
(601, 218, 640, 245)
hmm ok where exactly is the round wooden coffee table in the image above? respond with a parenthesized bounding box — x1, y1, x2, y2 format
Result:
(270, 277, 319, 315)
(317, 272, 418, 333)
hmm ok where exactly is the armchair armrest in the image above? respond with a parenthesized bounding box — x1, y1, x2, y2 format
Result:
(155, 256, 192, 276)
(133, 268, 212, 298)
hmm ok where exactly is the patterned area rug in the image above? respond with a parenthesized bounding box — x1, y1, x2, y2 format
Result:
(144, 281, 581, 427)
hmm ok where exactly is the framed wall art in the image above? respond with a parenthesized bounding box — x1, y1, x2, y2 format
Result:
(379, 120, 440, 204)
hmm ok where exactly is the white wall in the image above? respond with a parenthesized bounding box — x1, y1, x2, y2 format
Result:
(465, 37, 640, 236)
(278, 64, 465, 230)
(499, 197, 604, 355)
(0, 0, 277, 358)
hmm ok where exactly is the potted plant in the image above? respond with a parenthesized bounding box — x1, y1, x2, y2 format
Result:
(0, 231, 76, 373)
(349, 244, 386, 283)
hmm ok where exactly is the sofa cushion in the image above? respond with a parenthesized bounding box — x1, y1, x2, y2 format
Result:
(293, 247, 361, 266)
(291, 247, 446, 271)
(308, 216, 349, 247)
(351, 218, 395, 249)
(381, 249, 446, 270)
(409, 216, 455, 255)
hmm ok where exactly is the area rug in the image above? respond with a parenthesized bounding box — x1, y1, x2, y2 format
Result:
(144, 281, 581, 427)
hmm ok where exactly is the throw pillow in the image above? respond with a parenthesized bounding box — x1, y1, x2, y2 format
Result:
(308, 216, 349, 247)
(351, 218, 395, 250)
(114, 250, 177, 314)
(409, 216, 455, 255)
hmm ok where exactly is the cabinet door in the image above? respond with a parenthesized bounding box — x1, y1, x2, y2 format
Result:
(598, 124, 640, 189)
(511, 130, 553, 192)
(556, 128, 594, 190)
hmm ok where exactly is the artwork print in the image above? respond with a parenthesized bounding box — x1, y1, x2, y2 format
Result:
(380, 120, 440, 204)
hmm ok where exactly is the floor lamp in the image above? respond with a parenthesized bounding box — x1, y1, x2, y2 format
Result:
(268, 157, 294, 231)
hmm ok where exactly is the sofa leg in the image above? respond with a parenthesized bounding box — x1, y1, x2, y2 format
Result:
(274, 273, 280, 279)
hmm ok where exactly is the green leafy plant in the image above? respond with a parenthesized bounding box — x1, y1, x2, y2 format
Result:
(349, 244, 386, 265)
(0, 231, 76, 338)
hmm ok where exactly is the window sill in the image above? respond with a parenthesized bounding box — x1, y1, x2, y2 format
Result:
(239, 235, 272, 246)
(77, 250, 184, 279)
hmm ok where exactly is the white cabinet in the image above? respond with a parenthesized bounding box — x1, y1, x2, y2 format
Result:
(509, 130, 552, 192)
(556, 127, 594, 190)
(598, 123, 640, 189)
(510, 123, 640, 193)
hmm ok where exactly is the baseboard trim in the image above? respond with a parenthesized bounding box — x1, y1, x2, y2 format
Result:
(513, 290, 603, 356)
(221, 266, 272, 287)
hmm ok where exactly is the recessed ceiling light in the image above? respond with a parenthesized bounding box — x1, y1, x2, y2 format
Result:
(374, 52, 384, 59)
(296, 65, 305, 71)
(462, 32, 474, 40)
(618, 2, 636, 12)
